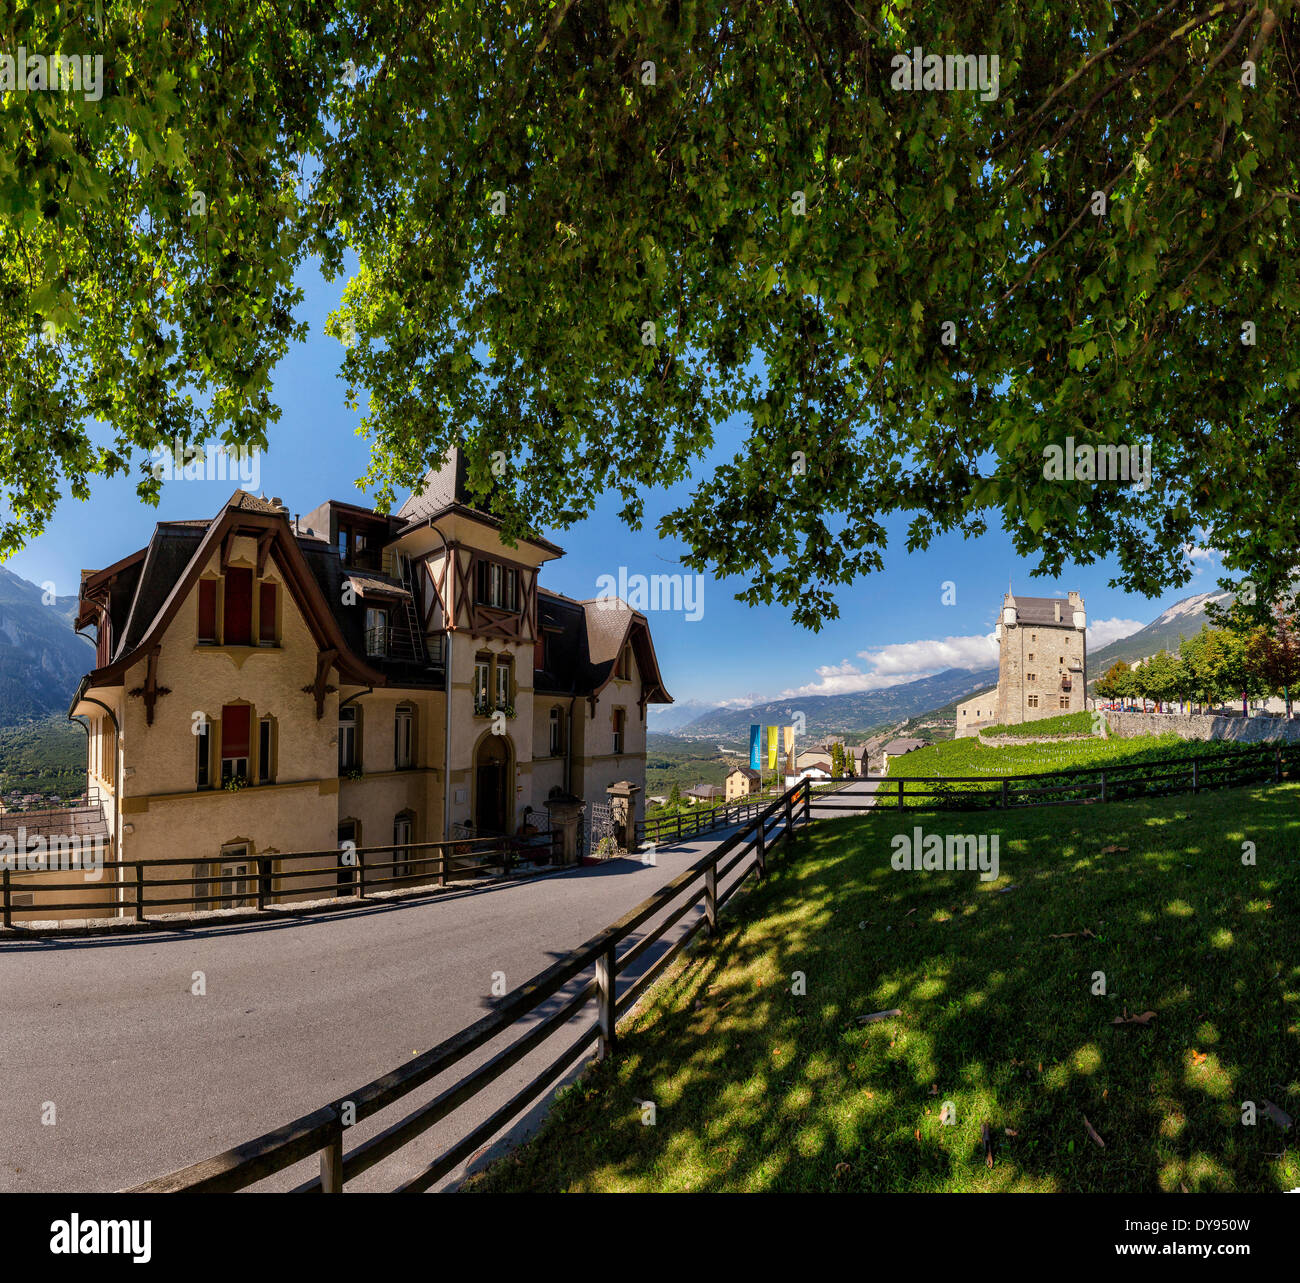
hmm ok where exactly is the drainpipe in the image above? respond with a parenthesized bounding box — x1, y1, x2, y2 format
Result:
(428, 520, 453, 841)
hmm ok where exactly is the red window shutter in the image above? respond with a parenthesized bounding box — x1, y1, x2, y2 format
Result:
(259, 582, 277, 643)
(198, 580, 216, 641)
(221, 705, 251, 758)
(224, 568, 252, 645)
(534, 634, 545, 670)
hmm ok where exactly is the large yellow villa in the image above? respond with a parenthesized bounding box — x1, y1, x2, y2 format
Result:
(7, 450, 670, 923)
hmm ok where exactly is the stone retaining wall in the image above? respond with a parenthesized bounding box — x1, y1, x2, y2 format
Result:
(1104, 711, 1300, 743)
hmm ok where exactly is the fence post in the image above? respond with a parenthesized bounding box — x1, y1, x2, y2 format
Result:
(783, 792, 794, 847)
(134, 863, 146, 923)
(1099, 771, 1107, 803)
(320, 1113, 344, 1193)
(357, 849, 367, 899)
(704, 854, 718, 935)
(1191, 760, 1198, 794)
(675, 813, 682, 843)
(1275, 748, 1282, 783)
(897, 779, 904, 809)
(802, 784, 811, 828)
(595, 945, 617, 1060)
(256, 857, 270, 911)
(2, 869, 10, 929)
(755, 817, 767, 877)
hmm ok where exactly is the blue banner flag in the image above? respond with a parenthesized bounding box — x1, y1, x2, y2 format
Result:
(749, 724, 761, 771)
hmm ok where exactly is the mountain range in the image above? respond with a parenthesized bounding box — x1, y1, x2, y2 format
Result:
(653, 589, 1232, 742)
(0, 565, 93, 727)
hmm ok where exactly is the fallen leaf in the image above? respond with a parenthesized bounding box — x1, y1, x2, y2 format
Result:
(1083, 1115, 1106, 1149)
(834, 1161, 851, 1175)
(1190, 1050, 1208, 1066)
(1048, 928, 1097, 940)
(1112, 1009, 1158, 1026)
(1100, 845, 1129, 855)
(1004, 1127, 1019, 1137)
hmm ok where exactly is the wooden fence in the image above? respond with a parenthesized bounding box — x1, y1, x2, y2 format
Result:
(126, 780, 814, 1193)
(638, 779, 853, 845)
(1, 831, 559, 928)
(805, 741, 1300, 815)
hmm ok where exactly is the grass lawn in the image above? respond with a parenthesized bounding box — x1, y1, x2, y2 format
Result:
(981, 710, 1095, 738)
(470, 783, 1300, 1192)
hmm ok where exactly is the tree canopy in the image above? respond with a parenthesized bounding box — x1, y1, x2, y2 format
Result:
(3, 2, 1298, 626)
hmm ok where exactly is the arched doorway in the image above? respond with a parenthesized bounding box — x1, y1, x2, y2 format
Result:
(475, 735, 511, 834)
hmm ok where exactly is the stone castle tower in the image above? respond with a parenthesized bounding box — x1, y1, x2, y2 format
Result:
(956, 590, 1087, 735)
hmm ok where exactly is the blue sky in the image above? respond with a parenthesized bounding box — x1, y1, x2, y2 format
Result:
(7, 262, 1225, 710)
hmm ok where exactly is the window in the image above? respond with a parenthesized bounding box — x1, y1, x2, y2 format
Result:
(612, 708, 626, 755)
(224, 568, 253, 646)
(259, 582, 278, 645)
(196, 719, 212, 788)
(339, 705, 358, 773)
(616, 644, 632, 681)
(475, 559, 519, 610)
(549, 706, 564, 756)
(474, 657, 491, 712)
(337, 529, 348, 563)
(1027, 673, 1036, 683)
(1027, 652, 1035, 661)
(1059, 696, 1070, 709)
(1028, 695, 1039, 709)
(395, 706, 414, 769)
(393, 813, 414, 879)
(219, 843, 254, 909)
(198, 580, 217, 644)
(495, 658, 512, 710)
(257, 717, 275, 784)
(365, 607, 388, 657)
(220, 704, 251, 785)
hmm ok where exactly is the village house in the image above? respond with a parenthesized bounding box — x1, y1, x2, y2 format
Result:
(684, 784, 724, 805)
(724, 765, 761, 801)
(880, 738, 925, 771)
(956, 590, 1087, 736)
(9, 451, 671, 922)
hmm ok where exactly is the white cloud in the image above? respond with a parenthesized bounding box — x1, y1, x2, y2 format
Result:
(1086, 617, 1145, 649)
(856, 634, 999, 675)
(779, 633, 999, 698)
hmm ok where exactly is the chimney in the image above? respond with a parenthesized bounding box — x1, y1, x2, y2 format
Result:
(1054, 600, 1061, 622)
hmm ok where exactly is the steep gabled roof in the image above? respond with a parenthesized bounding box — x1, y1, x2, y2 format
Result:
(394, 447, 565, 556)
(82, 491, 385, 688)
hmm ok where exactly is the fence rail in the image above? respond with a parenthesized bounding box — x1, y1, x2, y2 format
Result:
(805, 741, 1300, 814)
(126, 779, 815, 1193)
(637, 778, 854, 846)
(0, 831, 560, 928)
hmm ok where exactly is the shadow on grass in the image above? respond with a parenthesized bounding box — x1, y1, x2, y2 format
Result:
(472, 785, 1300, 1193)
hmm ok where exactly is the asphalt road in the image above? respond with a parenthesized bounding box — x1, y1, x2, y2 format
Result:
(0, 781, 881, 1193)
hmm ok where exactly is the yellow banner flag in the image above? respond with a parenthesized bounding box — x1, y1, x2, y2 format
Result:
(767, 725, 778, 770)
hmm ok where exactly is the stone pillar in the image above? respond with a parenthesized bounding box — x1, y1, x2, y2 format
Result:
(606, 780, 642, 853)
(543, 795, 584, 865)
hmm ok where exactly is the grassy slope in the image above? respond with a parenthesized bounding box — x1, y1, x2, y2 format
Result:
(981, 710, 1094, 738)
(472, 783, 1300, 1193)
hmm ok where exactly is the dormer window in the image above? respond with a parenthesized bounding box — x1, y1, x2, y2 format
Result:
(616, 643, 633, 681)
(365, 607, 389, 656)
(224, 568, 253, 645)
